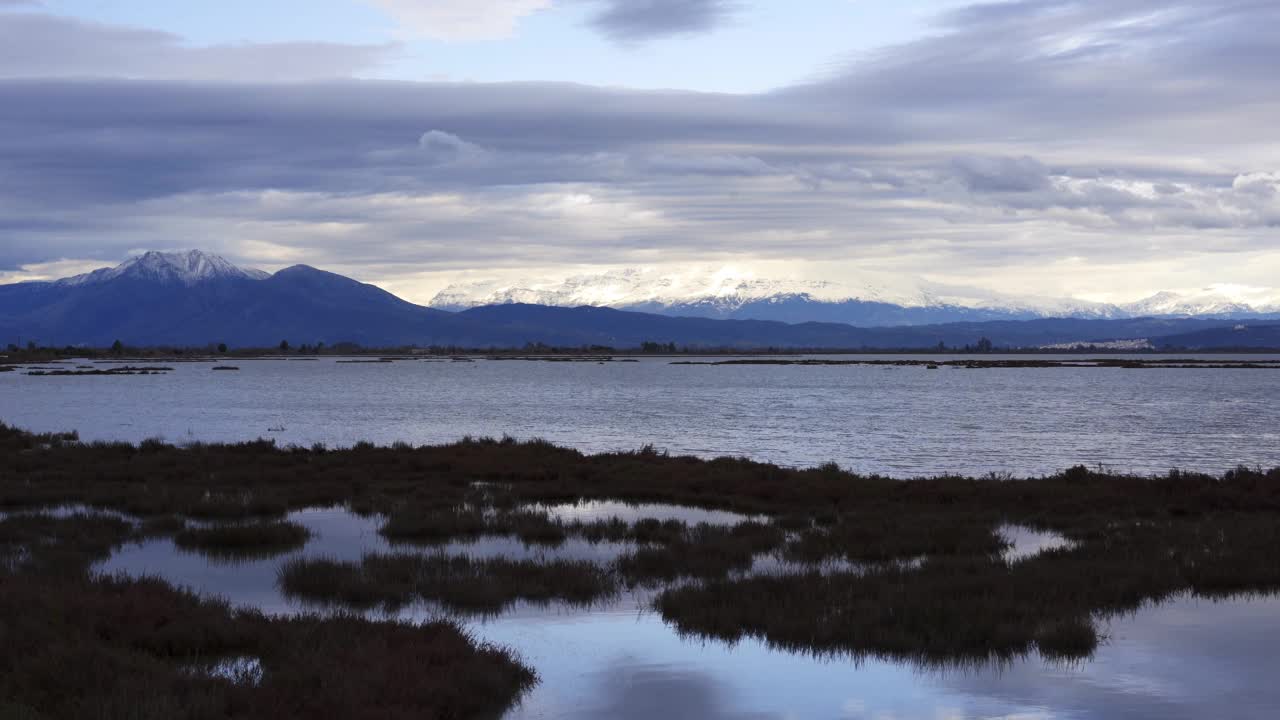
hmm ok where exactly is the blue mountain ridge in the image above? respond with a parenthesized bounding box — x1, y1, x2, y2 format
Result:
(0, 253, 1273, 350)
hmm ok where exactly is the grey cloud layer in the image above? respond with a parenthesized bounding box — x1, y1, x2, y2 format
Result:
(0, 12, 391, 81)
(0, 0, 1278, 297)
(585, 0, 739, 42)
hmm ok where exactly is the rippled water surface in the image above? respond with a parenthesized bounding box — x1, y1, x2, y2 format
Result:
(92, 506, 1280, 720)
(3, 354, 1279, 476)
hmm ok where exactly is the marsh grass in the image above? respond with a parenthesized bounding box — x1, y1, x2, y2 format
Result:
(278, 553, 617, 614)
(782, 512, 1009, 564)
(0, 512, 536, 720)
(657, 514, 1280, 663)
(617, 521, 786, 583)
(174, 521, 312, 560)
(3, 423, 1280, 670)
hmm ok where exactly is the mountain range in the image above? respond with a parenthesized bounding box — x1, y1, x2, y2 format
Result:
(1, 250, 1277, 350)
(428, 267, 1280, 325)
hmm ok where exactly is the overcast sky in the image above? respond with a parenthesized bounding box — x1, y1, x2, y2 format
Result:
(1, 0, 1278, 304)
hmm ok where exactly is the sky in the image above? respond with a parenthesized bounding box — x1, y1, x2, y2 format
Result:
(0, 0, 1278, 305)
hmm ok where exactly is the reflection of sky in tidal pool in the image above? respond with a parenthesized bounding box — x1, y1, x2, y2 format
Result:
(93, 506, 1280, 720)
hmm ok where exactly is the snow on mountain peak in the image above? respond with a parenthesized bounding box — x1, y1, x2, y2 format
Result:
(427, 265, 1126, 317)
(57, 250, 269, 287)
(432, 267, 920, 311)
(1121, 285, 1280, 316)
(428, 266, 1280, 321)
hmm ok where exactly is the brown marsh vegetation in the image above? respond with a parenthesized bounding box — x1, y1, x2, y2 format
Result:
(2, 421, 1280, 712)
(0, 510, 535, 720)
(174, 521, 312, 561)
(278, 553, 617, 614)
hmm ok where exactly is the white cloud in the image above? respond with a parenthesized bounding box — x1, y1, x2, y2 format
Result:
(0, 258, 109, 284)
(0, 13, 392, 81)
(418, 130, 488, 164)
(1232, 172, 1280, 198)
(365, 0, 552, 41)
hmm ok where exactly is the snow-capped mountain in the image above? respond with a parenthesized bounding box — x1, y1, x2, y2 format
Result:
(428, 268, 1280, 326)
(1120, 288, 1280, 317)
(427, 267, 1117, 324)
(56, 250, 269, 287)
(431, 267, 1033, 312)
(5, 250, 1276, 349)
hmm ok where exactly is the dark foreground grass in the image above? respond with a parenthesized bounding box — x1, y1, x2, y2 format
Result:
(658, 513, 1280, 663)
(0, 513, 535, 720)
(174, 521, 312, 560)
(616, 521, 786, 583)
(380, 506, 690, 550)
(3, 422, 1280, 671)
(379, 505, 584, 546)
(279, 553, 617, 614)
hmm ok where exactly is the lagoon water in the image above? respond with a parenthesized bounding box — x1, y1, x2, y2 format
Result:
(7, 356, 1280, 718)
(3, 354, 1279, 476)
(91, 505, 1280, 720)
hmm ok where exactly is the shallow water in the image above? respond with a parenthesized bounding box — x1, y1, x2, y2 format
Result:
(999, 525, 1074, 562)
(535, 500, 764, 526)
(4, 354, 1280, 476)
(91, 505, 1280, 720)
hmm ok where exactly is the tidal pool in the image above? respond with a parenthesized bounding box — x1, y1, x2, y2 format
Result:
(90, 505, 1280, 719)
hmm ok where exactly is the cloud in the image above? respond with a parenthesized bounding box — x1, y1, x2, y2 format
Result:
(586, 0, 739, 42)
(950, 156, 1052, 193)
(567, 662, 783, 720)
(0, 257, 107, 285)
(628, 152, 775, 177)
(1232, 172, 1280, 198)
(364, 0, 552, 41)
(0, 12, 391, 81)
(361, 0, 736, 43)
(417, 130, 488, 164)
(941, 596, 1280, 720)
(784, 0, 1280, 145)
(2, 0, 1280, 302)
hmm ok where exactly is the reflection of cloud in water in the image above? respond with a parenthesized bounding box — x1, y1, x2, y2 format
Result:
(998, 524, 1073, 562)
(940, 594, 1280, 720)
(567, 661, 783, 720)
(535, 500, 763, 527)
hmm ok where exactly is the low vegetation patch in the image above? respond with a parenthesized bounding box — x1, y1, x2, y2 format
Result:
(0, 512, 536, 720)
(279, 553, 617, 614)
(174, 521, 312, 560)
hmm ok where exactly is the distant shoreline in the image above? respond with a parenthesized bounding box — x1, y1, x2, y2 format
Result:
(6, 346, 1280, 365)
